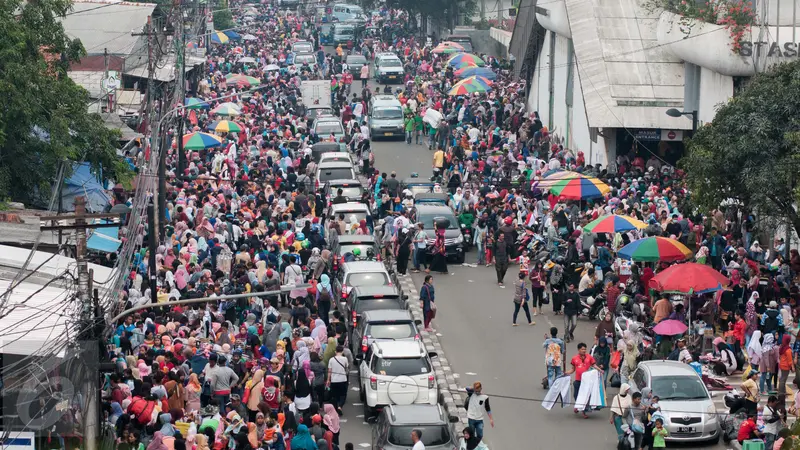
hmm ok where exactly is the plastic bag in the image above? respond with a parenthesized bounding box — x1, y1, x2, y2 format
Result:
(609, 371, 621, 388)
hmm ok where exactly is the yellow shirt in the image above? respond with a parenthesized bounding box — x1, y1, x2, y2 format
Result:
(742, 378, 759, 403)
(433, 150, 444, 168)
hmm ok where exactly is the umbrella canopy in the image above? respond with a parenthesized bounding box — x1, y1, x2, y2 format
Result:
(582, 215, 648, 234)
(545, 173, 610, 199)
(186, 41, 198, 49)
(649, 262, 730, 294)
(182, 132, 223, 150)
(210, 31, 229, 44)
(652, 319, 688, 336)
(454, 66, 497, 80)
(238, 56, 256, 63)
(264, 64, 280, 71)
(447, 53, 486, 67)
(226, 74, 261, 88)
(210, 102, 242, 116)
(209, 120, 244, 133)
(432, 42, 464, 54)
(618, 237, 693, 262)
(184, 97, 210, 109)
(224, 30, 241, 40)
(448, 76, 492, 96)
(242, 33, 258, 41)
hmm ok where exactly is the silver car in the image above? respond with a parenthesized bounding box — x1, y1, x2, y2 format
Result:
(369, 95, 404, 139)
(630, 361, 721, 444)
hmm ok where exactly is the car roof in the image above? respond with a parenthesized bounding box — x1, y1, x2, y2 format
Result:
(362, 309, 414, 322)
(326, 178, 361, 186)
(386, 405, 446, 425)
(319, 152, 352, 160)
(415, 204, 454, 214)
(346, 54, 367, 60)
(353, 285, 401, 296)
(316, 116, 342, 123)
(639, 360, 699, 377)
(331, 201, 368, 211)
(373, 96, 401, 106)
(414, 193, 449, 201)
(312, 142, 340, 150)
(402, 178, 434, 185)
(318, 161, 353, 168)
(372, 340, 425, 357)
(342, 260, 388, 272)
(336, 234, 377, 243)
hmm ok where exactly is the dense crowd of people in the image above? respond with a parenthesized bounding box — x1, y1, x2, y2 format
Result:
(94, 0, 800, 449)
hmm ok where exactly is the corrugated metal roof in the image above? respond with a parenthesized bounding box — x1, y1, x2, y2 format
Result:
(0, 279, 75, 356)
(61, 2, 155, 56)
(565, 0, 690, 129)
(67, 70, 105, 98)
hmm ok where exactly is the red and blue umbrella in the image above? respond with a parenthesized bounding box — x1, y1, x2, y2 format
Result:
(182, 132, 223, 150)
(184, 97, 210, 109)
(447, 53, 486, 67)
(543, 172, 609, 199)
(618, 237, 693, 262)
(447, 76, 492, 96)
(210, 31, 229, 45)
(455, 66, 497, 80)
(582, 215, 648, 234)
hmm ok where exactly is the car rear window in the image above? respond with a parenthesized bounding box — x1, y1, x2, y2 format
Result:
(319, 167, 355, 182)
(337, 244, 374, 257)
(355, 298, 401, 314)
(334, 185, 363, 199)
(316, 121, 343, 134)
(407, 185, 433, 195)
(345, 272, 389, 287)
(388, 425, 450, 446)
(367, 323, 415, 339)
(295, 54, 315, 64)
(347, 55, 367, 64)
(337, 211, 368, 226)
(419, 212, 459, 230)
(372, 356, 430, 376)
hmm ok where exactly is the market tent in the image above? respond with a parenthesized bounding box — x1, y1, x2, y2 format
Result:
(61, 163, 111, 213)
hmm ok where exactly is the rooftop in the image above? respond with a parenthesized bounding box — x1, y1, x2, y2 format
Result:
(61, 1, 158, 57)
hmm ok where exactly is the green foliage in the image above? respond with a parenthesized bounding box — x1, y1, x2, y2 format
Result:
(214, 9, 235, 30)
(680, 60, 800, 237)
(0, 0, 129, 204)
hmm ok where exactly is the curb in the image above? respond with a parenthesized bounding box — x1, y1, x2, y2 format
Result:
(397, 271, 468, 434)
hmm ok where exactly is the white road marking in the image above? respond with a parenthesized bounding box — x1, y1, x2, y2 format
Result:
(453, 373, 460, 378)
(353, 402, 363, 406)
(465, 372, 477, 376)
(351, 387, 360, 391)
(436, 333, 443, 336)
(359, 443, 370, 447)
(468, 279, 474, 282)
(356, 414, 365, 418)
(340, 419, 348, 423)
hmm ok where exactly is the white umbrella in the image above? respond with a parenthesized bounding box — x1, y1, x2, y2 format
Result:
(239, 56, 256, 63)
(264, 64, 280, 71)
(242, 33, 258, 40)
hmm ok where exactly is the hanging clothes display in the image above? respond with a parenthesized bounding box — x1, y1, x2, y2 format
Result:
(542, 375, 572, 410)
(574, 369, 606, 411)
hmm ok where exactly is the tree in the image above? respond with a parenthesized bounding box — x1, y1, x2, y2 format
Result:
(680, 60, 800, 239)
(0, 0, 129, 204)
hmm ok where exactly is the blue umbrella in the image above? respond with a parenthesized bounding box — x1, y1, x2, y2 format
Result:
(455, 66, 497, 80)
(224, 30, 241, 40)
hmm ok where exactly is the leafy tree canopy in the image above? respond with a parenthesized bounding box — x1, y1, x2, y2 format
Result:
(0, 0, 130, 204)
(681, 59, 800, 236)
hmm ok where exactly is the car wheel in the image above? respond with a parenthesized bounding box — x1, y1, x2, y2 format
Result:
(359, 383, 366, 402)
(362, 402, 373, 419)
(455, 253, 465, 264)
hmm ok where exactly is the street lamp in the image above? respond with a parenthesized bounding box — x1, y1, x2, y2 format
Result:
(666, 108, 698, 134)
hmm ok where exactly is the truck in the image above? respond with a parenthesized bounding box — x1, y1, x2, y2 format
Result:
(300, 80, 333, 120)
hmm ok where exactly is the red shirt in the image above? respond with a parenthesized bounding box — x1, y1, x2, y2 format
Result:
(570, 354, 596, 381)
(737, 418, 757, 442)
(733, 319, 747, 345)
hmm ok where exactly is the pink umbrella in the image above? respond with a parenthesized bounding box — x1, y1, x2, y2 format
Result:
(653, 319, 688, 336)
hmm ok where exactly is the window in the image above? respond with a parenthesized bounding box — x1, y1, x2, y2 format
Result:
(337, 243, 374, 257)
(382, 59, 402, 67)
(373, 107, 403, 119)
(387, 425, 450, 446)
(315, 121, 343, 134)
(651, 376, 709, 400)
(355, 298, 401, 314)
(632, 369, 646, 389)
(367, 323, 415, 339)
(347, 55, 367, 64)
(345, 272, 390, 288)
(332, 185, 363, 199)
(318, 168, 355, 182)
(371, 356, 430, 376)
(418, 213, 458, 230)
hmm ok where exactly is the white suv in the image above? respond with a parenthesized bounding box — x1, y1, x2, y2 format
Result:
(359, 341, 439, 418)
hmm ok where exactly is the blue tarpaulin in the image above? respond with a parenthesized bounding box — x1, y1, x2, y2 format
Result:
(87, 224, 121, 253)
(62, 163, 111, 212)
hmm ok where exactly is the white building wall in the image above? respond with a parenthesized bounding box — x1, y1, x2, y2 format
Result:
(572, 69, 608, 166)
(698, 66, 734, 126)
(552, 34, 569, 138)
(528, 31, 553, 125)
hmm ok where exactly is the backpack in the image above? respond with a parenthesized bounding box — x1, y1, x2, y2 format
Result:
(667, 348, 681, 361)
(545, 340, 562, 367)
(127, 397, 155, 426)
(763, 309, 780, 333)
(318, 287, 332, 303)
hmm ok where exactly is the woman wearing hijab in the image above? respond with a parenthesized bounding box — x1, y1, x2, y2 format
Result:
(294, 363, 313, 412)
(317, 274, 333, 325)
(311, 319, 327, 352)
(291, 424, 318, 450)
(185, 373, 202, 414)
(778, 334, 793, 395)
(158, 413, 176, 437)
(610, 383, 632, 440)
(147, 431, 169, 450)
(760, 333, 779, 394)
(429, 222, 448, 274)
(194, 434, 211, 450)
(592, 337, 611, 385)
(747, 330, 763, 372)
(322, 403, 340, 445)
(396, 225, 413, 275)
(292, 340, 311, 372)
(246, 369, 265, 422)
(620, 340, 639, 386)
(459, 425, 487, 450)
(745, 292, 760, 343)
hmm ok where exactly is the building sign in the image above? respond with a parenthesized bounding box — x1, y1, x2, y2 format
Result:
(661, 129, 683, 141)
(739, 41, 800, 57)
(633, 129, 661, 142)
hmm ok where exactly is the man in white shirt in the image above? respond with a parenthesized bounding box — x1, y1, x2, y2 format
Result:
(677, 338, 693, 364)
(411, 429, 425, 450)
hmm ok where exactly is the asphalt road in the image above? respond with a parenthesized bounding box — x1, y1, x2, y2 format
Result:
(332, 62, 731, 450)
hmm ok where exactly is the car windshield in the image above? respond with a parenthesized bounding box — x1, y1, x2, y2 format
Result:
(316, 121, 343, 134)
(334, 186, 363, 199)
(318, 167, 354, 182)
(337, 211, 368, 226)
(419, 213, 459, 230)
(346, 272, 389, 288)
(295, 54, 315, 64)
(294, 43, 313, 51)
(347, 56, 367, 64)
(651, 375, 709, 400)
(373, 107, 403, 119)
(388, 425, 450, 446)
(382, 59, 402, 67)
(373, 356, 430, 376)
(407, 184, 433, 195)
(367, 323, 415, 339)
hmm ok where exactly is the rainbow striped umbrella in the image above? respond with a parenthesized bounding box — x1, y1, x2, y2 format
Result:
(210, 31, 229, 44)
(184, 97, 210, 109)
(210, 102, 242, 116)
(226, 74, 261, 88)
(447, 76, 492, 96)
(432, 42, 464, 54)
(209, 120, 244, 133)
(618, 237, 693, 262)
(582, 215, 648, 234)
(182, 132, 223, 150)
(544, 172, 610, 199)
(454, 66, 497, 80)
(447, 53, 486, 67)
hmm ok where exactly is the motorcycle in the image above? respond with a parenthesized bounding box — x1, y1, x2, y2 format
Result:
(460, 223, 473, 250)
(580, 294, 608, 320)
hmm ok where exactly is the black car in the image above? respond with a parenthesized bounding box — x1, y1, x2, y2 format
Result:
(329, 234, 380, 272)
(323, 179, 365, 203)
(352, 309, 420, 359)
(410, 204, 466, 263)
(400, 178, 435, 196)
(346, 54, 368, 78)
(372, 405, 458, 450)
(340, 285, 406, 335)
(311, 142, 343, 162)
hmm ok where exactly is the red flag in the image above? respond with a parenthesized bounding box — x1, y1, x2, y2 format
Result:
(188, 110, 198, 126)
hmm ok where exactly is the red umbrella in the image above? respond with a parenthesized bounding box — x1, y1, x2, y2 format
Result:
(649, 262, 729, 294)
(653, 319, 688, 336)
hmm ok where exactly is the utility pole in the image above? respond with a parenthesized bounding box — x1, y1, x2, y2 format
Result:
(176, 2, 189, 189)
(147, 202, 158, 305)
(481, 0, 486, 21)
